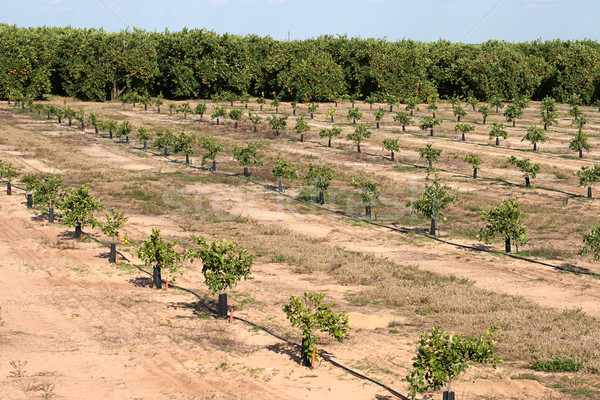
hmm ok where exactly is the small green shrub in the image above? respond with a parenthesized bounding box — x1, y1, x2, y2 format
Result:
(530, 358, 582, 372)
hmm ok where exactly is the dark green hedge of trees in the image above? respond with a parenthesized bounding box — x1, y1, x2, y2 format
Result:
(2, 24, 600, 104)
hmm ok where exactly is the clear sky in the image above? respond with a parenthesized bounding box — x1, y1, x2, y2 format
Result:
(3, 0, 599, 43)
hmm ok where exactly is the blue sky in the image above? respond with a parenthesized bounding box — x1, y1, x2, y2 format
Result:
(3, 0, 599, 43)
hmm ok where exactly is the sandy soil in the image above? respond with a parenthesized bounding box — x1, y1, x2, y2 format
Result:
(4, 99, 599, 399)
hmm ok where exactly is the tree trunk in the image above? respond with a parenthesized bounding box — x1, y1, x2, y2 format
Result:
(94, 126, 98, 134)
(318, 190, 324, 204)
(462, 133, 465, 141)
(218, 293, 228, 318)
(365, 205, 372, 219)
(185, 154, 190, 164)
(277, 176, 283, 193)
(410, 111, 413, 117)
(483, 116, 486, 124)
(428, 160, 432, 169)
(353, 118, 356, 124)
(402, 125, 406, 132)
(144, 104, 148, 111)
(26, 194, 33, 208)
(48, 206, 54, 223)
(293, 109, 296, 116)
(544, 123, 547, 130)
(125, 135, 129, 144)
(310, 113, 314, 119)
(260, 105, 263, 111)
(58, 116, 62, 123)
(588, 186, 592, 198)
(443, 391, 455, 400)
(505, 237, 512, 253)
(243, 167, 249, 177)
(111, 83, 125, 101)
(433, 111, 436, 118)
(143, 141, 147, 151)
(328, 138, 332, 148)
(496, 105, 499, 113)
(157, 107, 161, 114)
(331, 115, 334, 123)
(216, 118, 219, 126)
(301, 134, 304, 142)
(376, 121, 380, 129)
(357, 143, 361, 153)
(525, 176, 530, 188)
(430, 129, 434, 136)
(579, 148, 583, 158)
(163, 146, 168, 157)
(75, 222, 82, 238)
(496, 137, 500, 146)
(390, 150, 395, 161)
(533, 142, 537, 151)
(512, 120, 516, 127)
(457, 116, 461, 122)
(153, 266, 162, 289)
(300, 334, 311, 367)
(6, 182, 11, 195)
(370, 104, 373, 111)
(109, 242, 116, 263)
(234, 121, 238, 129)
(430, 218, 436, 235)
(473, 167, 478, 179)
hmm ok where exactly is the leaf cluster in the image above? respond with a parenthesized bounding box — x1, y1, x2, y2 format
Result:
(283, 292, 351, 364)
(232, 141, 264, 167)
(136, 227, 184, 276)
(189, 236, 253, 294)
(406, 326, 500, 398)
(477, 198, 528, 248)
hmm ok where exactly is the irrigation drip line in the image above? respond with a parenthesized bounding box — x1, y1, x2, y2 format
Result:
(9, 106, 600, 278)
(405, 127, 600, 166)
(125, 261, 410, 400)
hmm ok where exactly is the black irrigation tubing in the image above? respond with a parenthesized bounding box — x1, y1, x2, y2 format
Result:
(122, 260, 411, 400)
(11, 107, 600, 277)
(404, 126, 600, 166)
(2, 169, 412, 396)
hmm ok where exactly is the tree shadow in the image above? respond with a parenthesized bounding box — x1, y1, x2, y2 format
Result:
(56, 230, 80, 240)
(467, 243, 497, 252)
(30, 213, 51, 223)
(168, 300, 215, 319)
(167, 300, 217, 319)
(558, 263, 598, 276)
(127, 277, 153, 288)
(266, 342, 301, 364)
(94, 251, 130, 263)
(374, 395, 395, 400)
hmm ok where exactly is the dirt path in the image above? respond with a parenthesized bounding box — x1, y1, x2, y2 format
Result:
(1, 101, 591, 399)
